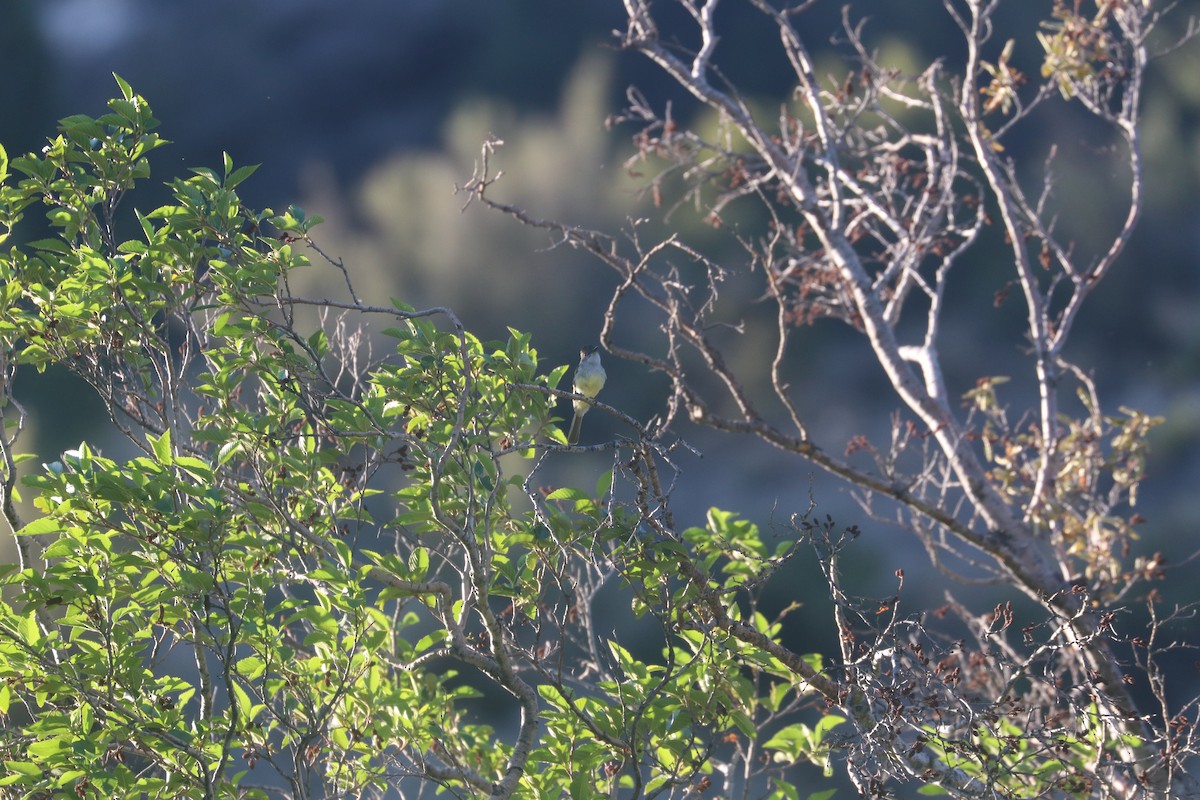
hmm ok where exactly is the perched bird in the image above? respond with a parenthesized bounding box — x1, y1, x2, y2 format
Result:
(567, 346, 606, 445)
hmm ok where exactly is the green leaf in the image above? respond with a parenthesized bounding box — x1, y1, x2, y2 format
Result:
(0, 761, 42, 780)
(216, 440, 244, 466)
(570, 772, 592, 798)
(112, 72, 134, 101)
(226, 163, 260, 189)
(594, 470, 613, 498)
(42, 537, 80, 560)
(764, 722, 812, 760)
(730, 709, 756, 737)
(190, 166, 220, 186)
(545, 487, 588, 501)
(230, 680, 255, 727)
(150, 428, 173, 464)
(17, 516, 61, 537)
(26, 738, 68, 761)
(25, 238, 72, 254)
(237, 656, 266, 681)
(174, 456, 214, 482)
(407, 547, 430, 579)
(814, 714, 846, 743)
(92, 472, 135, 503)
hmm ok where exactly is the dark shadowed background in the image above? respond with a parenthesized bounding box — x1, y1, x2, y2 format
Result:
(3, 0, 1200, 792)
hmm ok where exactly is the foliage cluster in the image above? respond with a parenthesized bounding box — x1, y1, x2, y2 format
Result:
(0, 79, 843, 799)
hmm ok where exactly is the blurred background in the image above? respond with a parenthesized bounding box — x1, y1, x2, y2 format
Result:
(3, 0, 1200, 793)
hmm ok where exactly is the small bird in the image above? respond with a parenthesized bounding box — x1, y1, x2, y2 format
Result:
(567, 346, 606, 445)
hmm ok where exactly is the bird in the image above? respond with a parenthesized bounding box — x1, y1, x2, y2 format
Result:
(567, 346, 606, 445)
